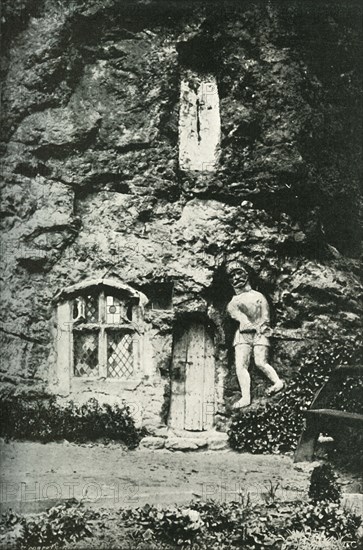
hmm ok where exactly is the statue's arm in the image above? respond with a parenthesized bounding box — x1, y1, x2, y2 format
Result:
(257, 296, 272, 335)
(227, 297, 254, 331)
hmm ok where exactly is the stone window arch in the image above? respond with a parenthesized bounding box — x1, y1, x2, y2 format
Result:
(54, 278, 148, 394)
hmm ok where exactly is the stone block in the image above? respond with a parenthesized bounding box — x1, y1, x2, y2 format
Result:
(207, 431, 229, 451)
(150, 427, 169, 438)
(140, 436, 165, 450)
(165, 438, 199, 452)
(208, 439, 230, 451)
(188, 437, 208, 449)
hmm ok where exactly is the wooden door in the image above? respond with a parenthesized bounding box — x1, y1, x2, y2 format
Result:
(168, 321, 215, 431)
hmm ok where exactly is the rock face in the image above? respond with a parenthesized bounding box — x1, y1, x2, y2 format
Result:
(0, 1, 362, 430)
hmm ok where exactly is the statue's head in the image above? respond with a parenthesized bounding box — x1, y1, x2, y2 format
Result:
(229, 267, 251, 293)
(234, 276, 250, 293)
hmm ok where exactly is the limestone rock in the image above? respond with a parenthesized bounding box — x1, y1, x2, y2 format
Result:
(14, 107, 101, 157)
(207, 432, 230, 451)
(0, 0, 361, 422)
(149, 427, 169, 439)
(140, 436, 165, 450)
(165, 438, 199, 452)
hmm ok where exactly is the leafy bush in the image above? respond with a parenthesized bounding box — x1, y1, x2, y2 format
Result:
(121, 503, 205, 546)
(19, 501, 95, 547)
(229, 336, 362, 453)
(236, 500, 360, 548)
(120, 497, 362, 549)
(0, 396, 144, 449)
(0, 510, 21, 530)
(3, 496, 361, 549)
(192, 499, 249, 534)
(0, 509, 23, 548)
(330, 376, 363, 414)
(309, 464, 342, 503)
(288, 501, 361, 541)
(241, 503, 294, 549)
(121, 501, 250, 547)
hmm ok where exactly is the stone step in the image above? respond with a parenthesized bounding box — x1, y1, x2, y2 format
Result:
(140, 430, 230, 452)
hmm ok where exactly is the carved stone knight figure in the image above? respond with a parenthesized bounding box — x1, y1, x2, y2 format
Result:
(227, 275, 284, 408)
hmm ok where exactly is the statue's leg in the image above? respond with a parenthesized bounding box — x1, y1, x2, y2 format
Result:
(233, 344, 252, 408)
(254, 345, 284, 395)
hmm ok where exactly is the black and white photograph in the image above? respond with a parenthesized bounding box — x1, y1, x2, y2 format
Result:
(0, 0, 362, 548)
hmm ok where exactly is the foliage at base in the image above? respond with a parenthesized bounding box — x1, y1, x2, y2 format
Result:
(1, 478, 361, 549)
(309, 464, 342, 503)
(21, 502, 95, 547)
(120, 497, 362, 549)
(228, 336, 362, 453)
(1, 501, 96, 548)
(0, 396, 144, 449)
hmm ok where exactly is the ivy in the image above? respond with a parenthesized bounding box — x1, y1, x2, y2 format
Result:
(228, 336, 362, 453)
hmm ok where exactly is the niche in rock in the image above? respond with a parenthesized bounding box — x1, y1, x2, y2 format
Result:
(178, 70, 221, 172)
(144, 281, 174, 311)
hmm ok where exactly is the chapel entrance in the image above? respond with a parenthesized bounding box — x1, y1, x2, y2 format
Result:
(168, 320, 215, 431)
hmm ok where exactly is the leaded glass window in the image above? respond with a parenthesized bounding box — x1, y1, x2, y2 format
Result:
(71, 289, 138, 380)
(106, 295, 126, 324)
(107, 331, 134, 379)
(73, 330, 99, 377)
(84, 294, 98, 322)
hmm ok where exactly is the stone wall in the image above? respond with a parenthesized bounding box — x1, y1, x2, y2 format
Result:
(1, 0, 362, 427)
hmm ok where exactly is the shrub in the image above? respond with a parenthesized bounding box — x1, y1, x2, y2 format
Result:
(289, 501, 361, 541)
(0, 396, 144, 449)
(120, 498, 362, 549)
(0, 510, 23, 548)
(121, 503, 205, 546)
(19, 501, 94, 547)
(329, 376, 363, 414)
(229, 336, 362, 453)
(3, 497, 361, 549)
(240, 501, 360, 549)
(121, 501, 252, 547)
(308, 464, 342, 503)
(190, 499, 248, 534)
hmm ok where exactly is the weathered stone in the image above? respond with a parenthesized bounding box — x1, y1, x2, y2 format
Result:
(150, 427, 169, 438)
(165, 438, 199, 452)
(207, 432, 230, 451)
(0, 0, 361, 431)
(162, 431, 228, 451)
(14, 107, 101, 155)
(140, 436, 165, 450)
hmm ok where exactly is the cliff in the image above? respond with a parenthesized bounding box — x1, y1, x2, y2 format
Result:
(0, 0, 361, 409)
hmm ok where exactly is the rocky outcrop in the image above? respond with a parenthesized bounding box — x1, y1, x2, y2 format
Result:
(0, 1, 361, 419)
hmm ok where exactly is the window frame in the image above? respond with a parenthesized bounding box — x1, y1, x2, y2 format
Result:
(54, 279, 148, 394)
(71, 289, 139, 381)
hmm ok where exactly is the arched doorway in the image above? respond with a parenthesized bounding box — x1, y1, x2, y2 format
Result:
(168, 320, 215, 431)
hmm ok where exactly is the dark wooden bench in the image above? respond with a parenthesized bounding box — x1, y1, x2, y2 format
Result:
(294, 365, 363, 462)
